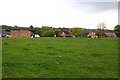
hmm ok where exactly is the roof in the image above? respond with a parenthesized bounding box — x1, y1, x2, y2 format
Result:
(104, 32, 116, 37)
(55, 30, 70, 37)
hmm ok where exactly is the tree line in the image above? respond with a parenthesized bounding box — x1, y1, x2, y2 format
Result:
(1, 25, 84, 37)
(1, 24, 120, 37)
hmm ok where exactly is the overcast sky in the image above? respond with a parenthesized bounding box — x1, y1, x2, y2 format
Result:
(0, 0, 119, 30)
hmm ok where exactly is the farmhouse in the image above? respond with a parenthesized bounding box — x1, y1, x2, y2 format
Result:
(10, 30, 32, 38)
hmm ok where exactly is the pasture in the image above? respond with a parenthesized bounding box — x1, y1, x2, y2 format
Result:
(2, 37, 118, 78)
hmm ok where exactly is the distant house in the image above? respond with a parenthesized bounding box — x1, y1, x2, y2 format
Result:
(82, 29, 117, 38)
(99, 32, 116, 38)
(55, 30, 69, 37)
(10, 30, 32, 38)
(55, 30, 74, 37)
(81, 29, 97, 37)
(97, 30, 117, 38)
(87, 32, 98, 38)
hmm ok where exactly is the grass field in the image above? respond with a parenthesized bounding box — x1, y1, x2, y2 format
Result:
(2, 37, 118, 78)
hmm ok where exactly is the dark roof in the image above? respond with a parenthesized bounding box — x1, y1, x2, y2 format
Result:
(104, 32, 116, 37)
(55, 30, 69, 34)
(55, 30, 70, 37)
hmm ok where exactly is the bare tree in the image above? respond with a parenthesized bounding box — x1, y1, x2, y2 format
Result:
(97, 22, 107, 30)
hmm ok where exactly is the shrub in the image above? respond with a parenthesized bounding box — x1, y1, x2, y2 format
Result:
(42, 29, 55, 37)
(96, 31, 101, 38)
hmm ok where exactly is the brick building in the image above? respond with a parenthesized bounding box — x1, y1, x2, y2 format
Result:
(10, 30, 32, 38)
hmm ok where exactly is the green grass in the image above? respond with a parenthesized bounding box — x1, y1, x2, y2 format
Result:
(2, 37, 118, 78)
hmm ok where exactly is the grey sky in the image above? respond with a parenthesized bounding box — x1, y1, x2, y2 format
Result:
(72, 1, 118, 13)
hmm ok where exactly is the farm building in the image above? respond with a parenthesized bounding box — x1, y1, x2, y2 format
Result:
(104, 32, 116, 37)
(55, 30, 69, 37)
(87, 32, 98, 38)
(98, 32, 117, 38)
(82, 29, 117, 38)
(55, 30, 74, 37)
(10, 30, 32, 38)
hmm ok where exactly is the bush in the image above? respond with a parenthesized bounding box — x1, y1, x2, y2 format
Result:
(96, 32, 101, 37)
(35, 29, 44, 37)
(69, 27, 83, 37)
(42, 29, 55, 37)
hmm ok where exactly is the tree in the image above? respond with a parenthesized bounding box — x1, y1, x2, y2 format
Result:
(29, 25, 33, 29)
(114, 25, 120, 32)
(42, 26, 52, 30)
(14, 25, 18, 28)
(69, 27, 83, 37)
(97, 22, 107, 30)
(42, 29, 55, 37)
(29, 25, 35, 33)
(2, 25, 13, 32)
(35, 29, 44, 37)
(96, 31, 101, 38)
